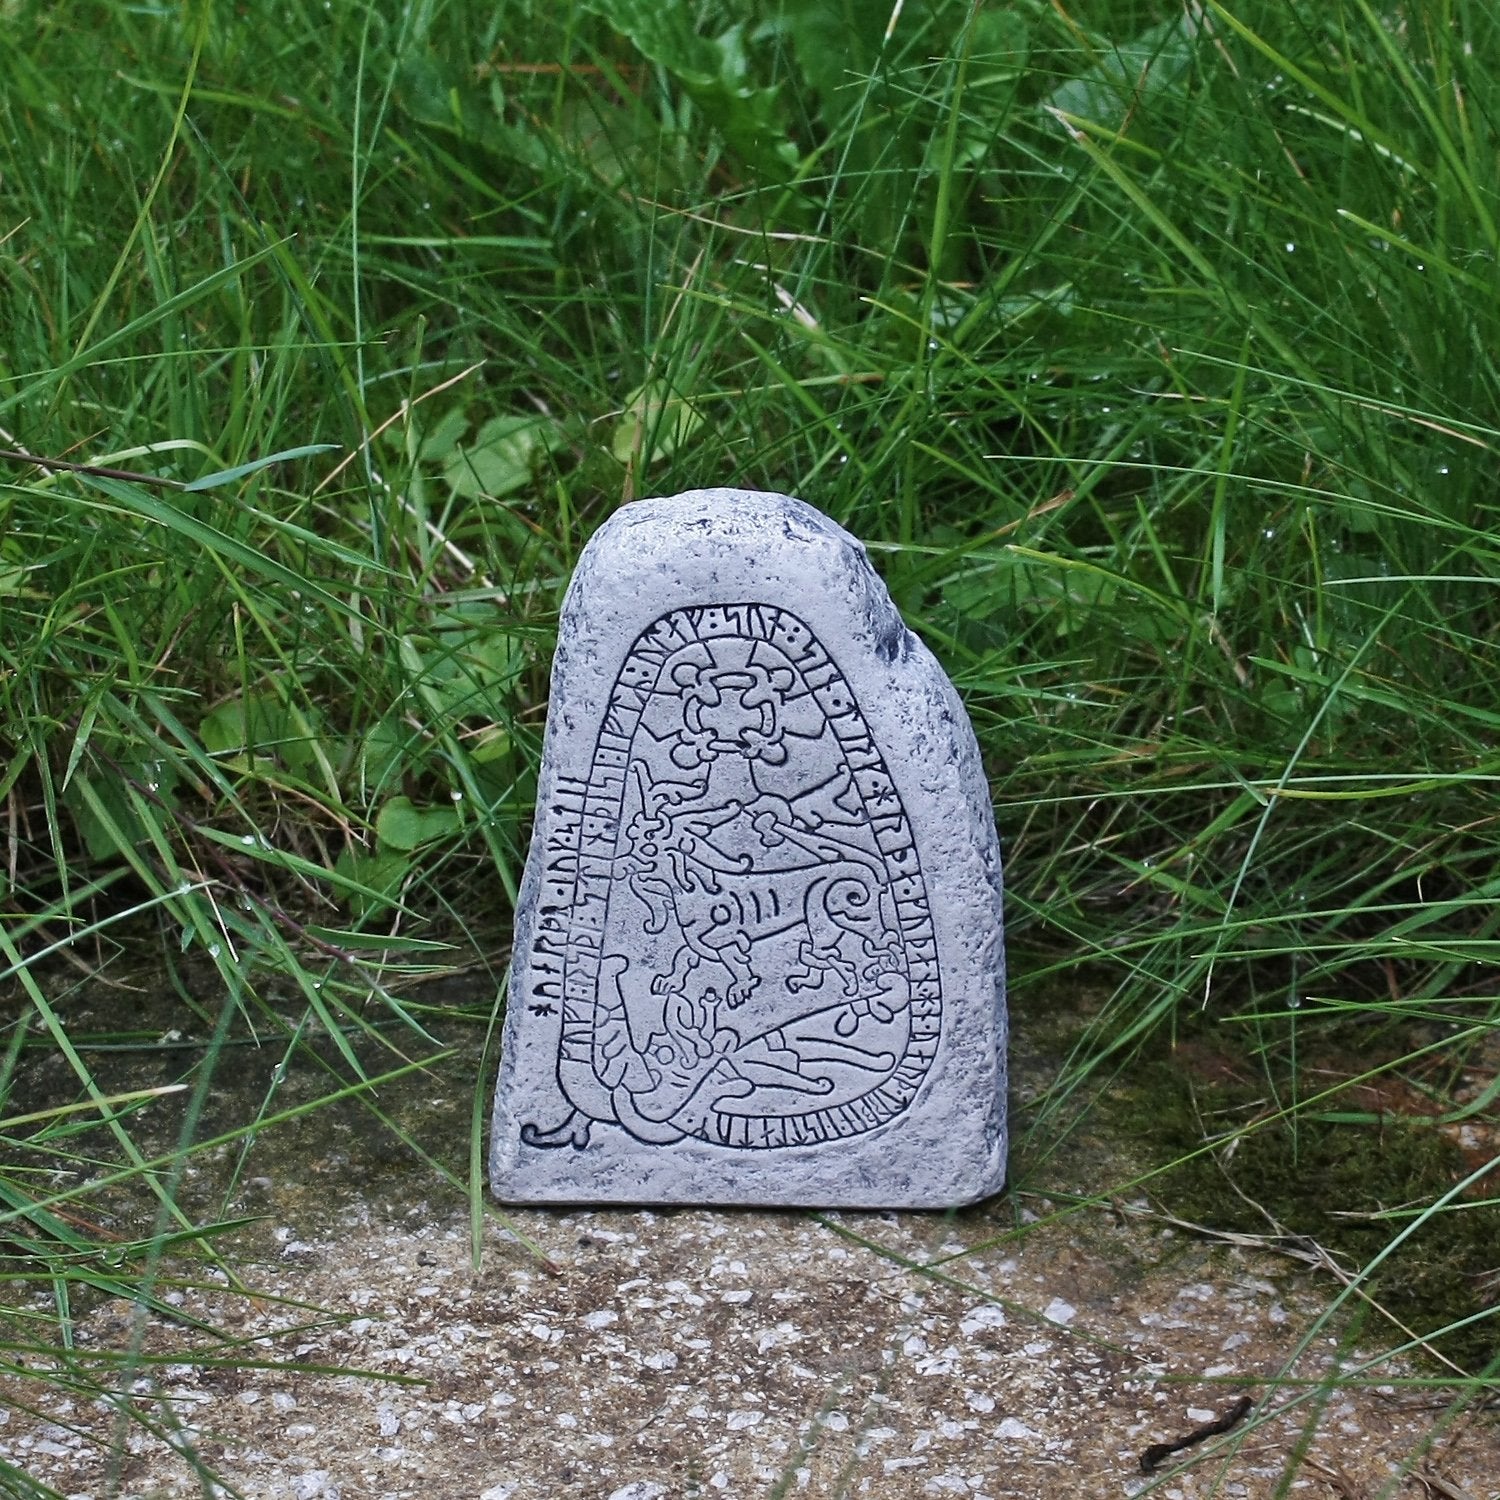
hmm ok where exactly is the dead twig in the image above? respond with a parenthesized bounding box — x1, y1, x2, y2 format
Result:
(0, 446, 185, 490)
(1138, 1394, 1254, 1473)
(1111, 1198, 1472, 1377)
(1303, 1454, 1367, 1499)
(1413, 1468, 1478, 1500)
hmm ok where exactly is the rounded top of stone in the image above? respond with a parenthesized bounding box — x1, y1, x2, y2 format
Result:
(568, 489, 904, 668)
(602, 488, 857, 550)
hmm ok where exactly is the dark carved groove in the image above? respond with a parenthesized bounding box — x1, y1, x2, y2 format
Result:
(521, 604, 942, 1150)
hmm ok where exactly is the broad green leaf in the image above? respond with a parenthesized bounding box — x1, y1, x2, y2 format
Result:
(582, 0, 797, 181)
(1046, 13, 1199, 131)
(395, 50, 557, 176)
(611, 382, 704, 467)
(413, 405, 469, 463)
(63, 762, 179, 863)
(376, 794, 460, 852)
(200, 699, 253, 757)
(457, 630, 525, 693)
(333, 847, 411, 919)
(444, 414, 564, 500)
(355, 717, 408, 795)
(200, 694, 327, 775)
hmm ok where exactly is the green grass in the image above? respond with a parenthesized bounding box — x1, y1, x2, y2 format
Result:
(2, 0, 1498, 1487)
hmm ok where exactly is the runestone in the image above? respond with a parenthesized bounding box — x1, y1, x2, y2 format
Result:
(490, 490, 1006, 1208)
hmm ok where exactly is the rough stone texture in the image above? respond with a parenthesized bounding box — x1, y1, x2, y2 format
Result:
(490, 489, 1006, 1208)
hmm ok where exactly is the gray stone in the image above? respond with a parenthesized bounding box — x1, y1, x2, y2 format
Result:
(489, 490, 1006, 1208)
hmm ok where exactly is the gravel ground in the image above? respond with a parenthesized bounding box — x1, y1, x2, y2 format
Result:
(3, 978, 1494, 1499)
(2, 1189, 1496, 1499)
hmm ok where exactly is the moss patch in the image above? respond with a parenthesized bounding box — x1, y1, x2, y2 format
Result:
(1113, 1052, 1500, 1373)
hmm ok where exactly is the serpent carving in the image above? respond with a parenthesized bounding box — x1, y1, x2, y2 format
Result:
(520, 603, 941, 1152)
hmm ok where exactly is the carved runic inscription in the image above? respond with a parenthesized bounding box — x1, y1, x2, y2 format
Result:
(521, 603, 942, 1152)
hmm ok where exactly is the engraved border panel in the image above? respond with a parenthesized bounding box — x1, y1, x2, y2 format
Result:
(523, 603, 942, 1151)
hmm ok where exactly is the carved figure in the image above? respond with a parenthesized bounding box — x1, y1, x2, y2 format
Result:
(521, 604, 941, 1152)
